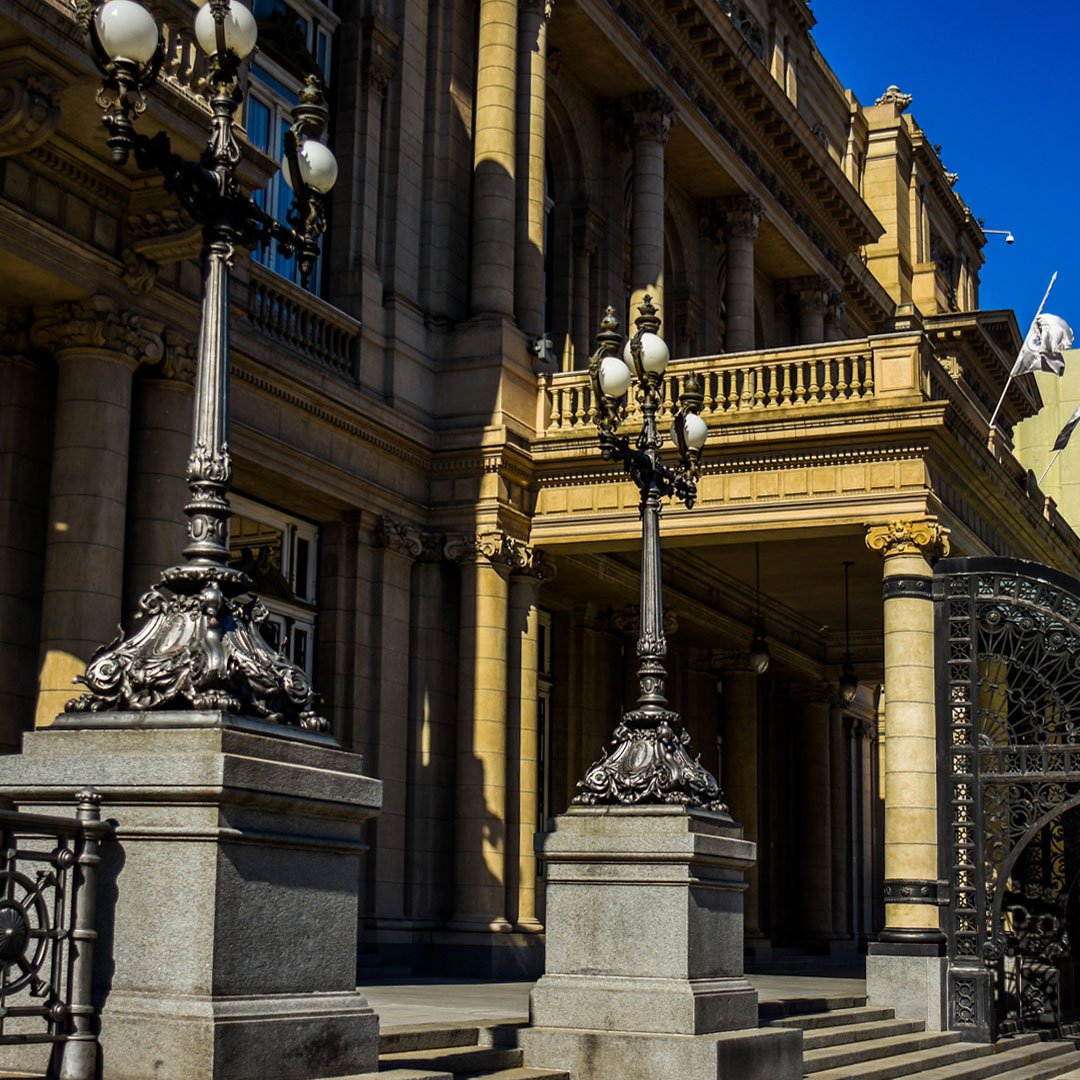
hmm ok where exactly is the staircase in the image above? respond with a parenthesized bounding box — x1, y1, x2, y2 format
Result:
(374, 1021, 568, 1080)
(763, 1002, 1080, 1080)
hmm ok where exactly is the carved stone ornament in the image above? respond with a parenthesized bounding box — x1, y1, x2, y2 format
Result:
(31, 296, 164, 365)
(605, 604, 678, 638)
(161, 330, 195, 382)
(378, 516, 423, 558)
(866, 519, 951, 560)
(0, 61, 63, 158)
(626, 91, 675, 144)
(792, 275, 828, 313)
(722, 194, 763, 241)
(0, 308, 32, 357)
(444, 531, 554, 579)
(875, 85, 913, 111)
(121, 248, 159, 295)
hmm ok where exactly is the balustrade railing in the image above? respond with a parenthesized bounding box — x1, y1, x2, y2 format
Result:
(0, 791, 110, 1080)
(246, 266, 361, 381)
(544, 346, 875, 434)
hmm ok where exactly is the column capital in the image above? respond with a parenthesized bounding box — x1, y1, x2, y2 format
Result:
(31, 296, 164, 365)
(791, 274, 828, 313)
(721, 194, 763, 240)
(624, 91, 675, 144)
(597, 603, 678, 638)
(377, 515, 424, 559)
(866, 519, 950, 561)
(520, 0, 553, 18)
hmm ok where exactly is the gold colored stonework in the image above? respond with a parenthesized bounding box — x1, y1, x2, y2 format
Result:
(865, 519, 951, 559)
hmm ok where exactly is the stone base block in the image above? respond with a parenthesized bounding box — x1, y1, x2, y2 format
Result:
(530, 973, 757, 1034)
(98, 989, 378, 1080)
(866, 951, 948, 1030)
(0, 721, 383, 1080)
(520, 1024, 802, 1080)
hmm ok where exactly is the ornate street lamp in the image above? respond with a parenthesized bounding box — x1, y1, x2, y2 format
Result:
(65, 0, 337, 731)
(574, 299, 725, 810)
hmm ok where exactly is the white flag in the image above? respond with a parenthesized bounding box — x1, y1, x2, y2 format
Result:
(1012, 314, 1074, 376)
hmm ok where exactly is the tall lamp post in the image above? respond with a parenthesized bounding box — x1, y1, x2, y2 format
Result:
(573, 299, 725, 810)
(66, 0, 338, 732)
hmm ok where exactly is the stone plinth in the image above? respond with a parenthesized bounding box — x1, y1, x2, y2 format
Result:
(520, 805, 801, 1080)
(0, 717, 382, 1080)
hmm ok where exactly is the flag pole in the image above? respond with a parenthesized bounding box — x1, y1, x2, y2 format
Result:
(1039, 448, 1064, 486)
(988, 271, 1058, 433)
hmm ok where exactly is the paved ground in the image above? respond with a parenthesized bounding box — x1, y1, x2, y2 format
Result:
(360, 972, 868, 1029)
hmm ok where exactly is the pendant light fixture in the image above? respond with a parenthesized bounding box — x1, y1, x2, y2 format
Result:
(747, 543, 770, 676)
(839, 559, 858, 705)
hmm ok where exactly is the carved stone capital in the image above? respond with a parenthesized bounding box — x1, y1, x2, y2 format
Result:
(417, 530, 446, 564)
(0, 57, 63, 158)
(378, 516, 423, 559)
(600, 604, 678, 638)
(624, 91, 675, 144)
(874, 85, 912, 111)
(791, 275, 828, 313)
(32, 296, 164, 365)
(866, 519, 950, 561)
(721, 194, 763, 241)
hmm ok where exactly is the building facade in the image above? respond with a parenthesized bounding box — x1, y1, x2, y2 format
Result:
(2, 0, 1078, 980)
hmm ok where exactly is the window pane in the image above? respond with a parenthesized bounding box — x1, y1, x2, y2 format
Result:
(246, 95, 271, 153)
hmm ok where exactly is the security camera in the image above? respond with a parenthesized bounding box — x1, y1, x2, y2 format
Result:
(1005, 233, 1015, 245)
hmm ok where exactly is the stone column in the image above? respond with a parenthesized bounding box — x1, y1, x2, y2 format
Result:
(720, 670, 765, 945)
(0, 313, 52, 748)
(865, 518, 950, 1028)
(471, 0, 519, 318)
(829, 702, 852, 946)
(824, 289, 845, 342)
(626, 92, 674, 326)
(793, 275, 827, 344)
(405, 532, 458, 924)
(514, 0, 552, 339)
(721, 195, 762, 352)
(793, 682, 834, 942)
(122, 334, 193, 618)
(446, 533, 513, 935)
(571, 209, 599, 368)
(31, 299, 162, 728)
(506, 546, 554, 933)
(370, 518, 422, 943)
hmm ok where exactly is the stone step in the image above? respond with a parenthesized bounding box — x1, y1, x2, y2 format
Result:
(760, 996, 870, 1022)
(455, 1069, 570, 1080)
(380, 1025, 484, 1055)
(910, 1044, 1080, 1080)
(804, 1030, 971, 1075)
(768, 1006, 900, 1031)
(803, 1018, 927, 1050)
(380, 1046, 525, 1075)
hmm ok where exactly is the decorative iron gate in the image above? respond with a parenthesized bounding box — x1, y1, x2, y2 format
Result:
(938, 557, 1080, 1042)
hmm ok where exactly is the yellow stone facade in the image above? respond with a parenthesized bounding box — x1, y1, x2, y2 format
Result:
(2, 0, 1078, 977)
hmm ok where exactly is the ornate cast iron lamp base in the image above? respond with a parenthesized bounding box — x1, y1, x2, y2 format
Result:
(67, 564, 327, 731)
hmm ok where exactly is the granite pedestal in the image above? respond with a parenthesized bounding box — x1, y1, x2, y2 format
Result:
(520, 805, 802, 1080)
(0, 715, 383, 1080)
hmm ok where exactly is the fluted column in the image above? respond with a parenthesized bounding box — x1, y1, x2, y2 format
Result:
(0, 313, 52, 748)
(866, 519, 949, 945)
(123, 334, 193, 618)
(32, 298, 162, 727)
(514, 0, 552, 338)
(793, 275, 828, 345)
(721, 670, 765, 944)
(447, 532, 513, 931)
(471, 0, 519, 318)
(793, 682, 835, 941)
(722, 195, 762, 352)
(627, 93, 674, 325)
(506, 546, 554, 932)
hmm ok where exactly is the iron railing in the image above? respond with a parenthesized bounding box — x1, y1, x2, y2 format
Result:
(0, 790, 110, 1080)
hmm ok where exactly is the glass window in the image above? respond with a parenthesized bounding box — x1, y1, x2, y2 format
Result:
(229, 495, 319, 678)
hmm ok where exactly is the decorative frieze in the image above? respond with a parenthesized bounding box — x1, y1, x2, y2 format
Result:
(31, 297, 164, 365)
(866, 519, 951, 560)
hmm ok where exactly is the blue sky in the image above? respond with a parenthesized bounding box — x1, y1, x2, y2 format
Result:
(811, 1, 1080, 331)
